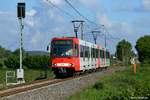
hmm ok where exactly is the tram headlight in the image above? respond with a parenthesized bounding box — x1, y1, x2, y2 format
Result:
(69, 63, 73, 66)
(52, 63, 57, 66)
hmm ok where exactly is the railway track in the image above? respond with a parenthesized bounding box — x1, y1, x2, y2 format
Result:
(0, 78, 62, 97)
(0, 67, 125, 98)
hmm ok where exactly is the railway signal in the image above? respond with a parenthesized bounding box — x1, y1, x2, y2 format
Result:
(17, 1, 26, 83)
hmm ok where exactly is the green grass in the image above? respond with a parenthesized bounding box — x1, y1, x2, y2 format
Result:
(24, 69, 54, 82)
(0, 68, 54, 89)
(69, 65, 150, 100)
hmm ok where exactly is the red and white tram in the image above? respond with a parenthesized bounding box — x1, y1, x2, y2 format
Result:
(50, 37, 110, 77)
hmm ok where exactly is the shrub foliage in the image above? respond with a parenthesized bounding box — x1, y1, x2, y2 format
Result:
(4, 54, 51, 69)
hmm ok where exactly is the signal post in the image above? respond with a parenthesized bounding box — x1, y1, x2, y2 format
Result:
(17, 1, 26, 83)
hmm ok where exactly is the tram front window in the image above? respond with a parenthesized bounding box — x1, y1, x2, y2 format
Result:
(51, 40, 73, 57)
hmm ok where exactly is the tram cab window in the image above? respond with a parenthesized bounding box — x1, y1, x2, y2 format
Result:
(51, 40, 73, 57)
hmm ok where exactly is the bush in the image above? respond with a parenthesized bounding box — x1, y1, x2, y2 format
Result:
(4, 55, 19, 69)
(4, 54, 51, 70)
(0, 62, 3, 69)
(23, 55, 51, 69)
(93, 82, 103, 90)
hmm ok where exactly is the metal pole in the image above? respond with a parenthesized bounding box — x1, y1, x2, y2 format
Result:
(81, 21, 84, 40)
(74, 26, 78, 38)
(94, 38, 96, 44)
(92, 31, 97, 44)
(105, 33, 106, 48)
(19, 18, 23, 69)
(75, 30, 78, 38)
(101, 25, 107, 48)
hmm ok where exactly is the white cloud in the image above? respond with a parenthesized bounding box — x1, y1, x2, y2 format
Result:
(0, 11, 11, 15)
(47, 10, 65, 22)
(96, 13, 133, 35)
(43, 0, 63, 5)
(142, 0, 150, 10)
(25, 20, 34, 27)
(31, 32, 43, 46)
(97, 13, 112, 29)
(25, 9, 37, 27)
(26, 9, 37, 17)
(118, 22, 133, 34)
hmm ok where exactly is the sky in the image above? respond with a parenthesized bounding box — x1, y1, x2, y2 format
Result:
(0, 0, 150, 53)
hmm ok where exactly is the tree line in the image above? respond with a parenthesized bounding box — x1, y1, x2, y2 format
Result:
(0, 48, 51, 69)
(116, 35, 150, 65)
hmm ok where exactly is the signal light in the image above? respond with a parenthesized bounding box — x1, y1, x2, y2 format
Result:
(17, 3, 25, 18)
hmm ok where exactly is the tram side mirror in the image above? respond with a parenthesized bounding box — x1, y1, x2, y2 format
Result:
(47, 45, 49, 51)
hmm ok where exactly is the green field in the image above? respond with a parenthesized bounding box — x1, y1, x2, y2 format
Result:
(69, 65, 150, 100)
(0, 69, 54, 89)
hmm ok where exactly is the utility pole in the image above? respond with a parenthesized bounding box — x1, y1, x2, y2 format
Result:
(105, 32, 106, 48)
(72, 20, 84, 39)
(91, 30, 101, 44)
(101, 25, 107, 48)
(17, 1, 26, 83)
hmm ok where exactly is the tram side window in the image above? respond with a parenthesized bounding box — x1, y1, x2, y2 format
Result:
(84, 46, 87, 57)
(83, 46, 85, 60)
(106, 51, 110, 58)
(87, 47, 90, 60)
(94, 48, 95, 58)
(80, 45, 86, 60)
(85, 46, 89, 58)
(91, 48, 94, 60)
(91, 48, 92, 60)
(80, 45, 84, 57)
(100, 50, 104, 58)
(93, 48, 95, 58)
(94, 48, 96, 59)
(96, 49, 98, 58)
(88, 47, 90, 59)
(95, 48, 98, 59)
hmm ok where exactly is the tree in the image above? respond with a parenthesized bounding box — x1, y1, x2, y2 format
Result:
(116, 39, 132, 65)
(4, 55, 20, 69)
(0, 61, 3, 69)
(13, 48, 26, 56)
(0, 46, 11, 58)
(135, 35, 150, 63)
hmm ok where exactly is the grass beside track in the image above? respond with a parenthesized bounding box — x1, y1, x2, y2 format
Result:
(69, 65, 150, 100)
(0, 69, 54, 89)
